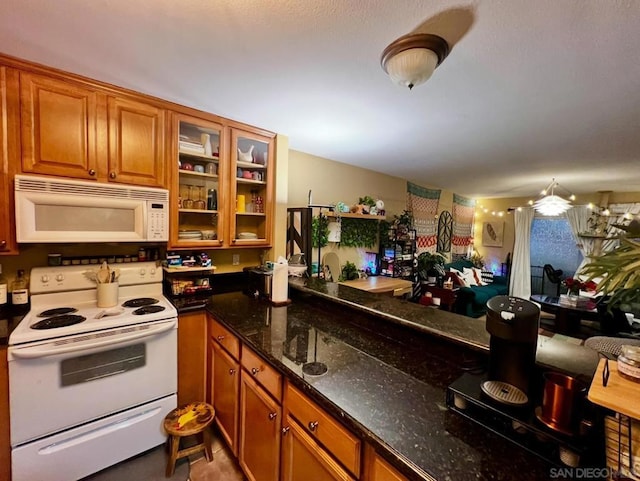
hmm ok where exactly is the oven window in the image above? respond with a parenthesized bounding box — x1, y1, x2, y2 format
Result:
(35, 204, 135, 232)
(60, 344, 146, 387)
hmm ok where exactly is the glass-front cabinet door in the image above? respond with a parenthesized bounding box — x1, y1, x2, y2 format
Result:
(229, 128, 273, 247)
(170, 113, 225, 248)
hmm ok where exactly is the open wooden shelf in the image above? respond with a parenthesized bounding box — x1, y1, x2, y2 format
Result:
(326, 213, 386, 220)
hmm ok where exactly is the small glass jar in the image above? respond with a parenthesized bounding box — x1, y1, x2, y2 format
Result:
(618, 345, 640, 383)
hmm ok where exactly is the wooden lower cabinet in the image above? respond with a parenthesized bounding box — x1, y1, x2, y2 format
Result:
(363, 445, 408, 481)
(177, 311, 207, 405)
(281, 414, 355, 481)
(210, 338, 240, 455)
(239, 372, 281, 481)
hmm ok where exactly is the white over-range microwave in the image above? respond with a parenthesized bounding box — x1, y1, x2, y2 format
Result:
(14, 175, 169, 243)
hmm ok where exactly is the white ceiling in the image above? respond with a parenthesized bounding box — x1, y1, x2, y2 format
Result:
(1, 0, 640, 199)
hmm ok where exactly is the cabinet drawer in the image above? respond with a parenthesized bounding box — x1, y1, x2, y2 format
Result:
(209, 316, 240, 360)
(285, 383, 361, 477)
(241, 345, 282, 402)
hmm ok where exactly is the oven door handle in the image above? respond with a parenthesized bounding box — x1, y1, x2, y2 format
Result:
(10, 320, 176, 359)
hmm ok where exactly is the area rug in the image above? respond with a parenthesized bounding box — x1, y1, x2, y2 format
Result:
(81, 445, 189, 481)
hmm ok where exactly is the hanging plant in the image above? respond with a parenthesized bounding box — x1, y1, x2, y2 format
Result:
(378, 220, 393, 249)
(339, 218, 378, 248)
(312, 214, 329, 248)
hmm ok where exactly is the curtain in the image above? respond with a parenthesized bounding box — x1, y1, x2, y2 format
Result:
(406, 182, 441, 255)
(510, 207, 535, 299)
(565, 205, 591, 275)
(452, 194, 476, 256)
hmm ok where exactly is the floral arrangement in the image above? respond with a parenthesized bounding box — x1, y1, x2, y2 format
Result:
(562, 277, 597, 295)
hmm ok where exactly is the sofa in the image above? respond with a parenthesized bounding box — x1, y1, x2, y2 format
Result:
(444, 259, 509, 318)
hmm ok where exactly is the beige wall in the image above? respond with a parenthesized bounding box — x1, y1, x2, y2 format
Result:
(473, 191, 640, 274)
(287, 150, 454, 272)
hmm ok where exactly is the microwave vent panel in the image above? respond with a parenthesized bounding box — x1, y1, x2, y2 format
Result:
(15, 175, 168, 202)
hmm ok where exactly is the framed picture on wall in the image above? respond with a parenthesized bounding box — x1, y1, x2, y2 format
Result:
(482, 221, 504, 247)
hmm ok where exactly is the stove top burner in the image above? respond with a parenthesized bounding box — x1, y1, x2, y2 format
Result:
(123, 297, 159, 308)
(38, 307, 78, 317)
(31, 315, 87, 330)
(133, 305, 166, 315)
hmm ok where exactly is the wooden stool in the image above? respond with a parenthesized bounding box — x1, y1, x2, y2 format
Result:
(163, 402, 215, 477)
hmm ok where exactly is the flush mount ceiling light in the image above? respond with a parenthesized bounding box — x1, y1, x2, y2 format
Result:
(381, 33, 450, 90)
(532, 179, 576, 216)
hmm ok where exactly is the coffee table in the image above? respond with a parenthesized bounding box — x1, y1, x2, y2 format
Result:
(530, 294, 599, 335)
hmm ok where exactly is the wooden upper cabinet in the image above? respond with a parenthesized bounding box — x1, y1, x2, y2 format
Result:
(228, 127, 274, 247)
(0, 66, 20, 255)
(107, 96, 165, 187)
(20, 71, 101, 179)
(19, 71, 166, 187)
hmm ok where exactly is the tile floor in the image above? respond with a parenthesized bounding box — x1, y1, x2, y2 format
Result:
(187, 429, 245, 481)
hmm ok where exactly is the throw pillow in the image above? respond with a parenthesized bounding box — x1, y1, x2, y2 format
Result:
(472, 267, 487, 286)
(481, 270, 494, 284)
(447, 270, 468, 288)
(462, 267, 478, 287)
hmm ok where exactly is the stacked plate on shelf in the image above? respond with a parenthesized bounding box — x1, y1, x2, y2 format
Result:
(238, 232, 258, 240)
(178, 230, 203, 240)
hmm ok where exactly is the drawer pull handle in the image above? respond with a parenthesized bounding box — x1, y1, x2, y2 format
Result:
(268, 412, 277, 421)
(251, 367, 260, 375)
(308, 421, 319, 432)
(216, 335, 225, 341)
(282, 426, 290, 435)
(229, 368, 236, 375)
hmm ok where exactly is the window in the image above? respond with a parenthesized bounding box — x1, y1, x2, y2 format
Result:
(530, 217, 583, 295)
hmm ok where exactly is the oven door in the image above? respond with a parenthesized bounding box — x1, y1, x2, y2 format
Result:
(8, 318, 177, 446)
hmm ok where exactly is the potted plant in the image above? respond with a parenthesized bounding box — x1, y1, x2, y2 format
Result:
(340, 261, 360, 281)
(392, 210, 413, 237)
(417, 252, 446, 284)
(580, 220, 640, 327)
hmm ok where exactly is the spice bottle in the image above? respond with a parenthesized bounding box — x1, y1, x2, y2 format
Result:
(11, 269, 29, 315)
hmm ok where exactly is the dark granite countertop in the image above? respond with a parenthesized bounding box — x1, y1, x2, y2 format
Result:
(289, 278, 600, 381)
(207, 289, 566, 481)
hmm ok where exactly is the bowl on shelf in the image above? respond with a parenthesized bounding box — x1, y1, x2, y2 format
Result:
(201, 230, 217, 240)
(178, 230, 203, 240)
(238, 232, 258, 240)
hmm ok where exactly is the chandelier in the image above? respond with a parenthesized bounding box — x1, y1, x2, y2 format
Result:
(532, 179, 575, 216)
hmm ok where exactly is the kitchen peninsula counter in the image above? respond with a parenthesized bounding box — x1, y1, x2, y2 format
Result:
(206, 285, 594, 481)
(289, 277, 600, 380)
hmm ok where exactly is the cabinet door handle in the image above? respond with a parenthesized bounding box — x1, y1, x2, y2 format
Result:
(251, 367, 260, 375)
(109, 172, 116, 179)
(282, 426, 290, 435)
(88, 169, 96, 176)
(216, 335, 225, 341)
(308, 421, 319, 431)
(268, 412, 277, 421)
(229, 368, 236, 375)
(0, 240, 6, 249)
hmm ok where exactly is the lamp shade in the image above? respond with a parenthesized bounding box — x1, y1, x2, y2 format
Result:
(381, 33, 449, 90)
(533, 194, 572, 216)
(384, 48, 439, 89)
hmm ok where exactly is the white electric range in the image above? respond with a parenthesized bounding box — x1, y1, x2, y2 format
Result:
(8, 261, 178, 481)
